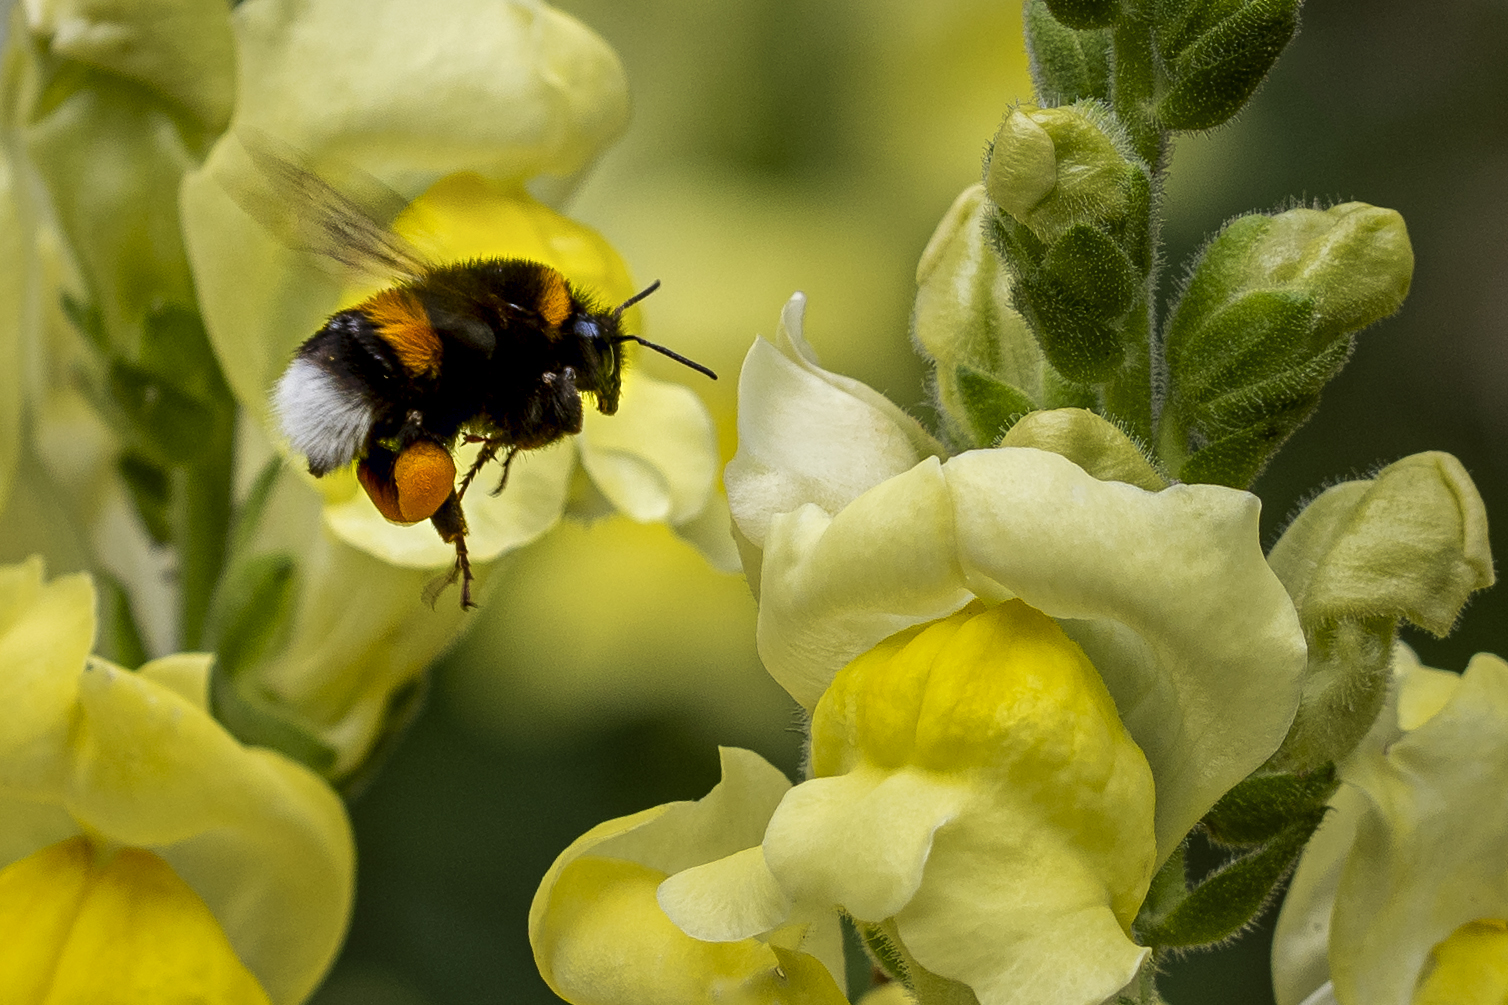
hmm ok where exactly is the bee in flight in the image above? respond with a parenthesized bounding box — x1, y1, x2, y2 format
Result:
(236, 141, 717, 609)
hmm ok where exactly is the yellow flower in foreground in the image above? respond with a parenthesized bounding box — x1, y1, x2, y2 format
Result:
(0, 558, 353, 1004)
(530, 747, 848, 1005)
(1273, 645, 1508, 1005)
(660, 601, 1156, 1005)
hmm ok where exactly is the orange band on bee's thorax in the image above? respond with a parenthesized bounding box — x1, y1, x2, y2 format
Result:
(362, 287, 443, 377)
(537, 268, 573, 330)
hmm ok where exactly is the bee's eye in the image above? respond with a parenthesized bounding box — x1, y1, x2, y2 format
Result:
(573, 318, 601, 340)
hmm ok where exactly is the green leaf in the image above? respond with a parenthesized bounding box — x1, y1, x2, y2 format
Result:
(1041, 225, 1138, 319)
(1135, 812, 1324, 949)
(1202, 765, 1338, 846)
(956, 365, 1038, 445)
(1024, 0, 1113, 103)
(1044, 0, 1121, 30)
(1153, 0, 1302, 131)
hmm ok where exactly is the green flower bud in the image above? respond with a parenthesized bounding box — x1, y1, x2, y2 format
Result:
(985, 103, 1143, 244)
(1161, 202, 1414, 486)
(912, 184, 1044, 447)
(1265, 452, 1494, 771)
(999, 408, 1166, 491)
(1044, 0, 1120, 30)
(1024, 0, 1113, 104)
(1153, 0, 1302, 131)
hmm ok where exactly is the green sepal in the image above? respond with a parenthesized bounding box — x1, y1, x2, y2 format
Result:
(858, 920, 979, 1005)
(1168, 289, 1315, 401)
(1013, 275, 1126, 383)
(1041, 225, 1138, 319)
(956, 364, 1037, 445)
(1044, 0, 1121, 30)
(1134, 809, 1322, 948)
(1153, 0, 1302, 131)
(1024, 0, 1113, 103)
(117, 451, 172, 544)
(94, 571, 149, 670)
(1264, 453, 1494, 771)
(999, 407, 1166, 490)
(1202, 764, 1338, 846)
(209, 659, 338, 775)
(860, 920, 910, 985)
(203, 552, 297, 679)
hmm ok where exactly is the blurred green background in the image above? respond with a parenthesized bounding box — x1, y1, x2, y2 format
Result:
(308, 1, 1508, 1002)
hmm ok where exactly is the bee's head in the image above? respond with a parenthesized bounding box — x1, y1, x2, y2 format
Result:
(575, 280, 717, 416)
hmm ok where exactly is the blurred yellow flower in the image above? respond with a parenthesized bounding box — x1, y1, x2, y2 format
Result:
(0, 558, 353, 1004)
(1273, 645, 1508, 1005)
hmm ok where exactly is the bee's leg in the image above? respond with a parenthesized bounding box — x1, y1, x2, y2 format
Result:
(456, 437, 507, 501)
(489, 446, 521, 496)
(425, 490, 477, 610)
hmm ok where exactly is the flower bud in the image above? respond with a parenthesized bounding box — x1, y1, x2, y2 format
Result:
(1161, 202, 1414, 486)
(1023, 0, 1113, 105)
(1043, 0, 1120, 29)
(985, 104, 1141, 243)
(1264, 452, 1493, 771)
(912, 184, 1043, 446)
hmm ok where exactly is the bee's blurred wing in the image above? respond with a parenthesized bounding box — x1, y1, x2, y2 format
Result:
(220, 130, 430, 283)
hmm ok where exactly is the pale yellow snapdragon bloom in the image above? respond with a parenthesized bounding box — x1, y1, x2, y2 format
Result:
(1273, 644, 1508, 1005)
(174, 0, 720, 776)
(531, 293, 1308, 1005)
(0, 558, 353, 1004)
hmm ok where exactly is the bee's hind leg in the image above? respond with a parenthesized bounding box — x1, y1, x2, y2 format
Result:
(425, 491, 477, 610)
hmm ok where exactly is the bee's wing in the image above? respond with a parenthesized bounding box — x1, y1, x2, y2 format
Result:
(222, 131, 430, 283)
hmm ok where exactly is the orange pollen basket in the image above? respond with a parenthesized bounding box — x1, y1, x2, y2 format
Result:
(359, 441, 457, 524)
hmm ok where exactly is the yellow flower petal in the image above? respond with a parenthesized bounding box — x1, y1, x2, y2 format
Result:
(0, 837, 271, 1005)
(1412, 919, 1508, 1005)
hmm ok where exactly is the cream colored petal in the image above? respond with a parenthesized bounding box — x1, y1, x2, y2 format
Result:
(761, 766, 970, 924)
(756, 459, 974, 709)
(944, 448, 1305, 861)
(579, 374, 718, 525)
(1328, 653, 1508, 1005)
(0, 155, 21, 515)
(725, 295, 943, 550)
(65, 661, 354, 1005)
(656, 845, 793, 942)
(894, 800, 1148, 1005)
(225, 0, 626, 194)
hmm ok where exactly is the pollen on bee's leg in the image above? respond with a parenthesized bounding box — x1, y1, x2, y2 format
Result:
(392, 441, 457, 523)
(357, 451, 406, 523)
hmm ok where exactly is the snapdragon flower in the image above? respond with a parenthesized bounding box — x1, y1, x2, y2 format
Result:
(1273, 644, 1508, 1005)
(0, 558, 353, 1004)
(534, 293, 1308, 1005)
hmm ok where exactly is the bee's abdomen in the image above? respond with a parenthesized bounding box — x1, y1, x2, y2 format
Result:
(274, 310, 402, 476)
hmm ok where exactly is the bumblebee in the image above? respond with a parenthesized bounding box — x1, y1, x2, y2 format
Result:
(244, 143, 717, 609)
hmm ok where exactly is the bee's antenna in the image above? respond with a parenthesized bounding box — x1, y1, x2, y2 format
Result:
(612, 279, 662, 320)
(609, 279, 717, 380)
(613, 336, 718, 380)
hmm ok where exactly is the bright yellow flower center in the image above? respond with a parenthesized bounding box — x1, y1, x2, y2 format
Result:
(1414, 919, 1508, 1005)
(0, 837, 269, 1005)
